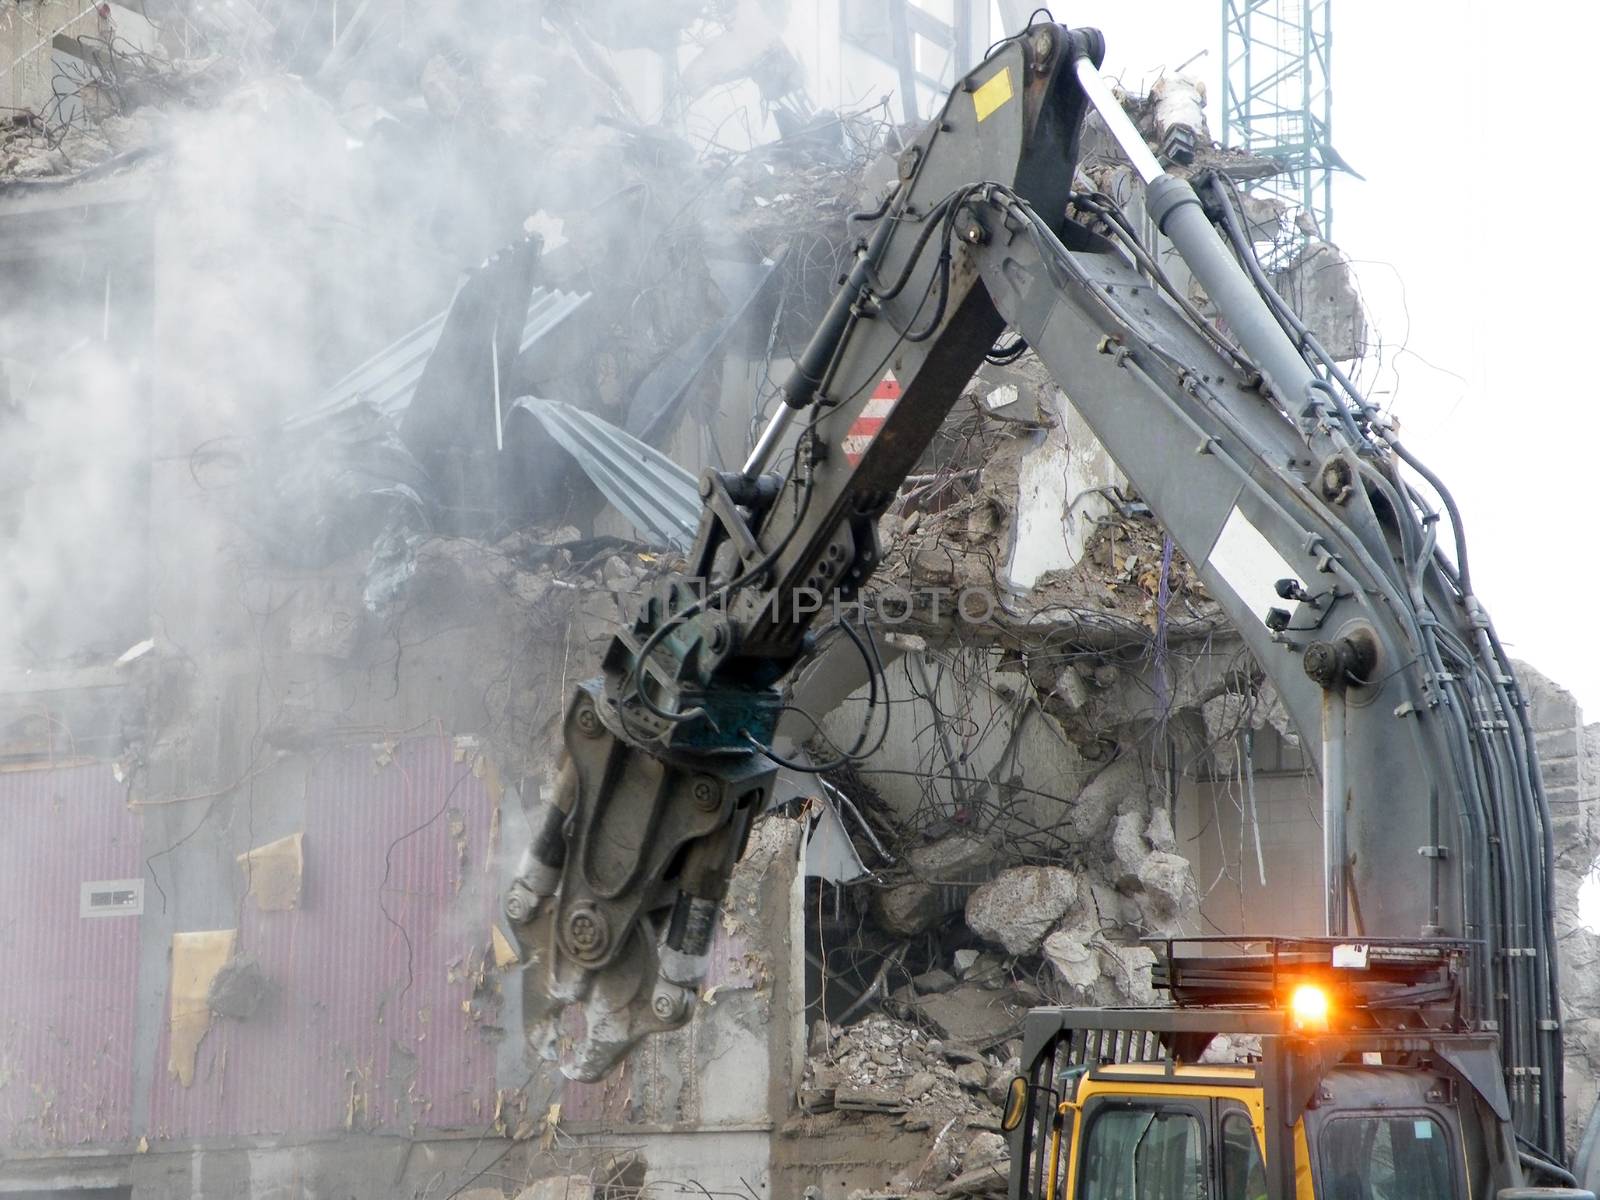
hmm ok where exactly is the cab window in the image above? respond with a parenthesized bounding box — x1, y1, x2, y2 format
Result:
(1220, 1111, 1267, 1200)
(1317, 1115, 1454, 1200)
(1079, 1106, 1207, 1200)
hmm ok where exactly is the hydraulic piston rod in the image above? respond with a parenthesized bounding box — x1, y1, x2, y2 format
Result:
(1321, 689, 1349, 936)
(1071, 52, 1325, 421)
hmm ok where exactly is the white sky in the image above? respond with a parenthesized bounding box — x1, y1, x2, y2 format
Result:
(1079, 1, 1600, 719)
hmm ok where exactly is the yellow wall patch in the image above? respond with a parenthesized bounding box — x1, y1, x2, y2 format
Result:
(973, 66, 1014, 122)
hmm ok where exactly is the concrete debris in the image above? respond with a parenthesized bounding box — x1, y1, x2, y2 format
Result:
(1273, 240, 1368, 361)
(1146, 74, 1209, 165)
(1043, 932, 1159, 1007)
(901, 983, 1032, 1052)
(1134, 852, 1194, 917)
(1200, 1034, 1264, 1065)
(912, 969, 958, 995)
(803, 1014, 1002, 1124)
(964, 866, 1078, 955)
(952, 1062, 988, 1091)
(874, 364, 1218, 680)
(871, 835, 1000, 937)
(1041, 928, 1101, 992)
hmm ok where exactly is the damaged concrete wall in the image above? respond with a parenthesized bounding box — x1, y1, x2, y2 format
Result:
(1175, 713, 1325, 939)
(1515, 663, 1600, 1151)
(0, 2, 118, 126)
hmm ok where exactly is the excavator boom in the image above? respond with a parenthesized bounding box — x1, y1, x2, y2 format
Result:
(503, 18, 1566, 1181)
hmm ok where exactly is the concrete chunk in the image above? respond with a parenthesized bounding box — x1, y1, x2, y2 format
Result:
(1134, 851, 1193, 917)
(909, 982, 1026, 1050)
(1042, 929, 1102, 992)
(914, 968, 959, 995)
(872, 835, 999, 937)
(965, 866, 1078, 955)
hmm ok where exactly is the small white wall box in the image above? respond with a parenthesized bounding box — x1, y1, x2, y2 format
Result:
(80, 879, 144, 918)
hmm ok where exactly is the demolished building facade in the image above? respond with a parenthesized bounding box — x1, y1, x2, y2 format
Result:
(0, 4, 1597, 1199)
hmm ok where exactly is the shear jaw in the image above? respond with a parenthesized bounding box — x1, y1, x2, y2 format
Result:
(509, 897, 703, 1083)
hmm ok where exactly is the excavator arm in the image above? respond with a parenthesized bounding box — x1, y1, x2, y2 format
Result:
(504, 20, 1565, 1163)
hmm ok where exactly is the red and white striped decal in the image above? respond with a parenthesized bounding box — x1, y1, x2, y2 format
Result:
(841, 371, 900, 466)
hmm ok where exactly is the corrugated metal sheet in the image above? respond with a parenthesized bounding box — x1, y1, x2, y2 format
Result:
(512, 398, 702, 549)
(0, 745, 784, 1145)
(286, 285, 589, 431)
(0, 762, 140, 1148)
(147, 736, 500, 1139)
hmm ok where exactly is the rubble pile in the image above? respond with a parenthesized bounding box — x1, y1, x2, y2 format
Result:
(1075, 74, 1366, 354)
(0, 32, 232, 183)
(874, 377, 1215, 645)
(863, 813, 1186, 1006)
(799, 1014, 1015, 1198)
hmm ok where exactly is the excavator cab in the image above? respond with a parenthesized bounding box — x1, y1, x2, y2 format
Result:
(1004, 937, 1574, 1200)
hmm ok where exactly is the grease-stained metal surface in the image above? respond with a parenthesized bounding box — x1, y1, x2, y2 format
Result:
(147, 737, 500, 1138)
(0, 762, 140, 1148)
(558, 822, 776, 1127)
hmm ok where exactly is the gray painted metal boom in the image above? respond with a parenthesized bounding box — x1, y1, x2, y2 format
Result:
(514, 23, 1564, 1165)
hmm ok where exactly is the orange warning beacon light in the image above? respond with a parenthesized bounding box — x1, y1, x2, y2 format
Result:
(1289, 982, 1331, 1032)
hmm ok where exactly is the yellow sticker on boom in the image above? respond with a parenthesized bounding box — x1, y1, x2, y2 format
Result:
(973, 65, 1014, 122)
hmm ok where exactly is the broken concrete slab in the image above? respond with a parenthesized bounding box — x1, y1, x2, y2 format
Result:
(872, 834, 999, 937)
(1042, 928, 1101, 993)
(904, 1071, 938, 1101)
(835, 1086, 908, 1114)
(913, 968, 958, 995)
(1133, 851, 1193, 917)
(953, 1061, 988, 1091)
(1109, 810, 1150, 884)
(939, 1161, 1008, 1197)
(964, 866, 1077, 955)
(1099, 944, 1160, 1006)
(963, 1129, 1008, 1166)
(905, 982, 1026, 1051)
(955, 953, 1009, 990)
(1059, 754, 1146, 843)
(1272, 240, 1366, 362)
(1147, 74, 1209, 165)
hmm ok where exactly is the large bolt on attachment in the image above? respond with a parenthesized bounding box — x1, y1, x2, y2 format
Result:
(691, 777, 720, 812)
(504, 882, 538, 924)
(574, 705, 603, 738)
(563, 900, 611, 962)
(1303, 629, 1379, 690)
(651, 984, 690, 1023)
